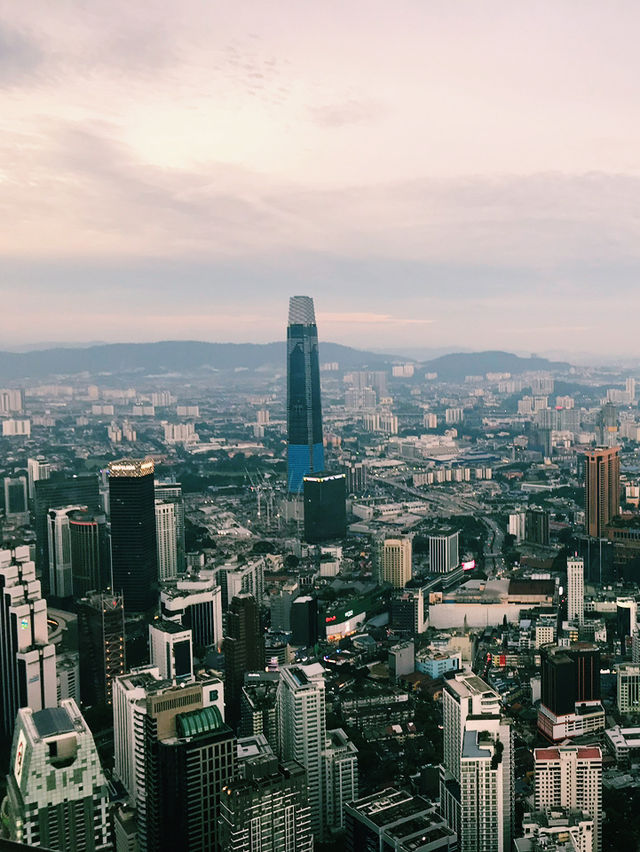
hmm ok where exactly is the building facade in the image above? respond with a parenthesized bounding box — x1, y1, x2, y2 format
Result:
(584, 446, 620, 538)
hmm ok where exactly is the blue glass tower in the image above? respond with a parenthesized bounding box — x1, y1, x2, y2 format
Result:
(287, 296, 324, 493)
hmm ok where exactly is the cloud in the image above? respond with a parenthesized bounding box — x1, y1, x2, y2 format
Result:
(0, 23, 46, 85)
(310, 98, 388, 128)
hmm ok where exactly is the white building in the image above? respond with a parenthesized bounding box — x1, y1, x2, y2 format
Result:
(148, 620, 193, 681)
(508, 512, 526, 544)
(27, 457, 50, 500)
(155, 499, 178, 581)
(163, 422, 198, 444)
(429, 531, 460, 574)
(0, 547, 57, 740)
(380, 537, 412, 588)
(2, 418, 31, 437)
(160, 577, 223, 647)
(567, 557, 585, 625)
(534, 745, 602, 852)
(617, 664, 640, 715)
(2, 700, 110, 851)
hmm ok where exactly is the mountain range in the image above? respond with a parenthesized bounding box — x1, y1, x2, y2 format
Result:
(0, 342, 570, 382)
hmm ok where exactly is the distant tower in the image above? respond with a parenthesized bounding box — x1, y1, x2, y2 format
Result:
(78, 592, 125, 705)
(584, 447, 620, 538)
(3, 476, 29, 526)
(68, 509, 111, 595)
(47, 506, 86, 598)
(155, 481, 186, 573)
(567, 556, 585, 625)
(108, 458, 158, 612)
(287, 296, 324, 493)
(155, 499, 178, 581)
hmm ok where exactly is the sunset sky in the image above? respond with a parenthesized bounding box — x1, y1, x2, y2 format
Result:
(2, 1, 640, 354)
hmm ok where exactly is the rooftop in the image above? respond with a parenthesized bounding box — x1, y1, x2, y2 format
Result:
(32, 706, 75, 739)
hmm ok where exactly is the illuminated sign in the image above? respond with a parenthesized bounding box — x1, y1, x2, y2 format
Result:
(21, 618, 29, 629)
(344, 610, 354, 618)
(14, 730, 26, 786)
(326, 615, 337, 623)
(462, 560, 476, 571)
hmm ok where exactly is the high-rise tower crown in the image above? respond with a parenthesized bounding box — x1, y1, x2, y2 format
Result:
(288, 296, 316, 326)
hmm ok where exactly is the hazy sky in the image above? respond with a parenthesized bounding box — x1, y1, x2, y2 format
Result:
(2, 1, 640, 354)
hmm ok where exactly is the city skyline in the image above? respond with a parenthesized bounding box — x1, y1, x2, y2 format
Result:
(3, 1, 640, 353)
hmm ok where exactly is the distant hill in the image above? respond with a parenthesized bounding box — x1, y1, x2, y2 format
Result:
(422, 350, 570, 381)
(0, 340, 395, 381)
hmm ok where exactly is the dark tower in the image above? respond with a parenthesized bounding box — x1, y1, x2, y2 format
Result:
(68, 509, 111, 595)
(108, 458, 158, 612)
(78, 592, 126, 705)
(287, 296, 324, 493)
(224, 594, 264, 730)
(303, 472, 346, 543)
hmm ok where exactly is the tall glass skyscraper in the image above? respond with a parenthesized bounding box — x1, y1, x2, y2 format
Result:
(287, 296, 324, 493)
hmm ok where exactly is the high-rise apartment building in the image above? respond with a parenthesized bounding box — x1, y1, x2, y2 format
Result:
(240, 671, 280, 753)
(617, 663, 640, 715)
(155, 481, 186, 573)
(538, 643, 604, 741)
(567, 556, 585, 625)
(0, 546, 57, 740)
(287, 296, 324, 493)
(429, 530, 460, 574)
(78, 592, 126, 705)
(381, 537, 412, 588)
(108, 458, 158, 612)
(440, 671, 513, 852)
(303, 472, 346, 543)
(584, 446, 620, 538)
(68, 509, 111, 595)
(225, 594, 265, 729)
(2, 700, 111, 851)
(155, 498, 178, 581)
(278, 663, 327, 838)
(534, 744, 602, 851)
(219, 733, 313, 852)
(322, 727, 359, 830)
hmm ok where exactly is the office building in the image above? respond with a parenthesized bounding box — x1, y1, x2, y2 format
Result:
(287, 296, 324, 493)
(225, 594, 265, 729)
(538, 644, 604, 741)
(303, 472, 346, 543)
(146, 705, 236, 852)
(155, 481, 186, 573)
(616, 597, 638, 647)
(34, 474, 101, 594)
(155, 498, 178, 581)
(160, 576, 223, 648)
(277, 663, 326, 838)
(222, 557, 265, 609)
(429, 530, 460, 574)
(78, 592, 125, 705)
(112, 666, 227, 849)
(534, 744, 602, 852)
(290, 595, 318, 647)
(149, 619, 193, 681)
(219, 734, 313, 852)
(391, 586, 426, 635)
(389, 641, 415, 678)
(4, 476, 29, 526)
(439, 671, 513, 852)
(584, 446, 620, 538)
(27, 457, 50, 501)
(240, 671, 280, 753)
(47, 505, 87, 598)
(270, 580, 299, 632)
(345, 461, 367, 494)
(345, 788, 457, 852)
(0, 546, 57, 740)
(381, 537, 412, 588)
(567, 556, 584, 625)
(2, 700, 110, 851)
(108, 458, 158, 612)
(68, 508, 111, 595)
(617, 663, 640, 715)
(525, 508, 550, 546)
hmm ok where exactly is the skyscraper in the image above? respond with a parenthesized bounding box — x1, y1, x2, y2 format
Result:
(2, 700, 111, 851)
(303, 472, 347, 543)
(0, 546, 57, 740)
(155, 498, 178, 581)
(3, 476, 29, 526)
(224, 593, 265, 729)
(47, 505, 86, 598)
(584, 446, 620, 538)
(27, 457, 50, 501)
(68, 509, 111, 595)
(380, 537, 412, 588)
(155, 481, 186, 573)
(108, 458, 158, 612)
(287, 296, 324, 493)
(439, 670, 513, 852)
(534, 744, 602, 851)
(567, 556, 585, 625)
(149, 619, 193, 681)
(78, 592, 126, 705)
(429, 530, 460, 574)
(538, 643, 604, 741)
